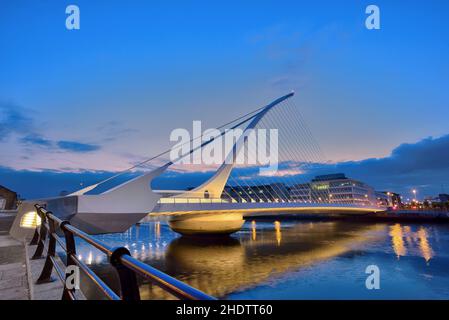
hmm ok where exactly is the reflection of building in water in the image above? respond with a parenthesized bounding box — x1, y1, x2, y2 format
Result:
(417, 227, 433, 263)
(390, 224, 407, 258)
(389, 224, 434, 263)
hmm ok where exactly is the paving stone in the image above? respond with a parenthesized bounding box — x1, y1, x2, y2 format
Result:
(0, 285, 29, 300)
(0, 219, 29, 299)
(1, 265, 26, 278)
(0, 262, 23, 271)
(0, 276, 26, 290)
(0, 245, 25, 265)
(36, 287, 64, 300)
(0, 236, 21, 248)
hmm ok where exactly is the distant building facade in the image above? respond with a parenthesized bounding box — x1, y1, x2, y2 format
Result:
(375, 191, 389, 206)
(377, 191, 402, 207)
(289, 173, 376, 205)
(0, 185, 18, 210)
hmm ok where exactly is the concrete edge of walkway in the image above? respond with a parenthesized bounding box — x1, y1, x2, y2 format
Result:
(23, 243, 34, 300)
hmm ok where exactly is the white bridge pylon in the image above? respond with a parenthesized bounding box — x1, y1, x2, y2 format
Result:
(33, 93, 297, 233)
(172, 92, 294, 199)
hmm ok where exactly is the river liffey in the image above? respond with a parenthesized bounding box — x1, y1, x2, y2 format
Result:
(73, 217, 449, 299)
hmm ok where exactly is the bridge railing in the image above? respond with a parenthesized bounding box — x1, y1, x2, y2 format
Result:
(30, 204, 216, 300)
(158, 197, 238, 204)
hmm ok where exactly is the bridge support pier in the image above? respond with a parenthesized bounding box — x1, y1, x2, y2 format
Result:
(168, 213, 244, 236)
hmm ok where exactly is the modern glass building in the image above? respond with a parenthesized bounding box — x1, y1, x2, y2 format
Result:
(290, 173, 376, 205)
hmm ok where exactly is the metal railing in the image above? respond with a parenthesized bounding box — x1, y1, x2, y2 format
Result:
(158, 197, 236, 204)
(30, 204, 215, 300)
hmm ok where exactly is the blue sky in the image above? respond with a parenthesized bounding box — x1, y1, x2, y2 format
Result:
(1, 0, 449, 199)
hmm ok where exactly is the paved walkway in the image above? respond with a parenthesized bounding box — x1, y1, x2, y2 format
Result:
(0, 215, 30, 300)
(1, 213, 87, 300)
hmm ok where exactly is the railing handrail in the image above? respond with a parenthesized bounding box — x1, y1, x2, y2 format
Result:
(31, 204, 216, 301)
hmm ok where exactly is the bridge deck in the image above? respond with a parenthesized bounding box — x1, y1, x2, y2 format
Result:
(152, 201, 385, 216)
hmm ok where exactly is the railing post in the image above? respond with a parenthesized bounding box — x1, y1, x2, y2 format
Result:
(110, 247, 141, 301)
(29, 205, 40, 245)
(36, 215, 57, 283)
(32, 206, 48, 260)
(61, 221, 77, 300)
(29, 227, 40, 245)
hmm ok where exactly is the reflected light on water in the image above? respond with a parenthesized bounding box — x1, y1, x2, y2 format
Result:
(390, 224, 407, 259)
(70, 219, 446, 299)
(274, 221, 281, 246)
(389, 224, 435, 262)
(251, 220, 257, 241)
(155, 221, 161, 239)
(417, 227, 433, 263)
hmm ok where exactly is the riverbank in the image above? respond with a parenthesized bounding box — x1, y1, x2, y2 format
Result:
(245, 210, 449, 223)
(350, 210, 449, 223)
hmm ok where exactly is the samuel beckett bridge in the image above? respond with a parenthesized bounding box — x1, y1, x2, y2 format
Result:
(19, 92, 385, 236)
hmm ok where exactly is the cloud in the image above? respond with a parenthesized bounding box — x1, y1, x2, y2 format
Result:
(0, 103, 34, 140)
(1, 101, 101, 154)
(1, 134, 449, 199)
(20, 135, 53, 147)
(0, 166, 115, 199)
(19, 134, 100, 153)
(96, 121, 139, 143)
(56, 141, 100, 153)
(293, 134, 449, 197)
(326, 134, 449, 176)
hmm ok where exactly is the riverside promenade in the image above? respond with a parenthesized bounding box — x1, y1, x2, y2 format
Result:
(0, 212, 29, 300)
(0, 212, 65, 300)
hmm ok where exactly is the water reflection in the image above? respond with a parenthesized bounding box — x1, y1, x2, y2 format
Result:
(251, 220, 256, 241)
(389, 224, 435, 263)
(72, 219, 445, 299)
(74, 219, 385, 299)
(274, 221, 282, 246)
(417, 227, 433, 263)
(390, 224, 407, 258)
